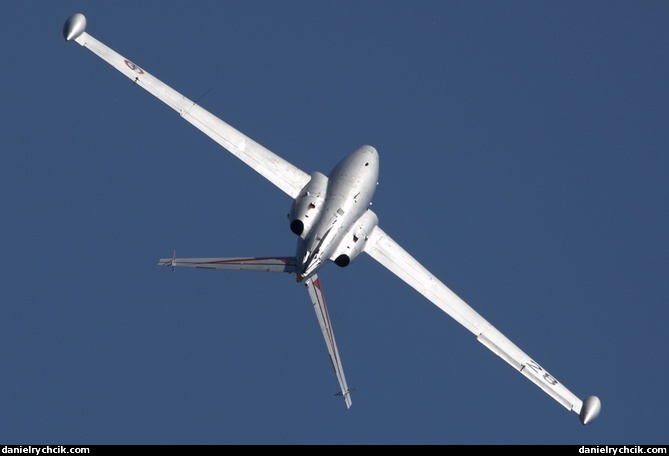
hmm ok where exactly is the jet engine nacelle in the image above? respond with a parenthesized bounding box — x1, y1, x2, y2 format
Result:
(330, 209, 378, 267)
(289, 171, 328, 237)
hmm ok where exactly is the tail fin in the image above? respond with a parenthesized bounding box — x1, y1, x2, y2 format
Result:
(305, 274, 353, 409)
(158, 256, 298, 273)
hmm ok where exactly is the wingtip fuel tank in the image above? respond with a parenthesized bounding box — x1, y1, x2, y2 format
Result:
(63, 13, 86, 42)
(579, 395, 601, 425)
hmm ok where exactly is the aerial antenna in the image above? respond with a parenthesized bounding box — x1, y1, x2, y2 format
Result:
(193, 86, 214, 105)
(186, 84, 219, 115)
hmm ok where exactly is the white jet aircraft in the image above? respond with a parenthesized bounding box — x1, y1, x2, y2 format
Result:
(63, 13, 600, 424)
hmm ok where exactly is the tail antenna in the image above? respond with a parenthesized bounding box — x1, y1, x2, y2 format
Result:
(171, 250, 176, 274)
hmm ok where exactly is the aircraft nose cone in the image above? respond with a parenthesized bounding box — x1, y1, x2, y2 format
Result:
(361, 145, 377, 156)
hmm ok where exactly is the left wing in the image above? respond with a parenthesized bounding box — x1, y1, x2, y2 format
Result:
(304, 274, 354, 408)
(364, 225, 601, 425)
(63, 13, 310, 199)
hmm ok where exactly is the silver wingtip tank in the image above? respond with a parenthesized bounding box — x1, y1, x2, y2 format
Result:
(579, 395, 601, 425)
(63, 13, 86, 42)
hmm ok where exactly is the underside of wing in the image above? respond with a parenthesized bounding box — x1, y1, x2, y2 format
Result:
(363, 225, 601, 424)
(304, 274, 354, 408)
(63, 14, 311, 199)
(158, 256, 297, 273)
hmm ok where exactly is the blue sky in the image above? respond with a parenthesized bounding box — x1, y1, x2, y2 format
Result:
(2, 1, 668, 445)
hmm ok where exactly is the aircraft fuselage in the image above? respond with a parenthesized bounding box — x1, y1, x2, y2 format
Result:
(294, 145, 379, 280)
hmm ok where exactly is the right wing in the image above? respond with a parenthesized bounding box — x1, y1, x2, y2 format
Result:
(363, 225, 601, 425)
(63, 13, 311, 199)
(304, 274, 354, 408)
